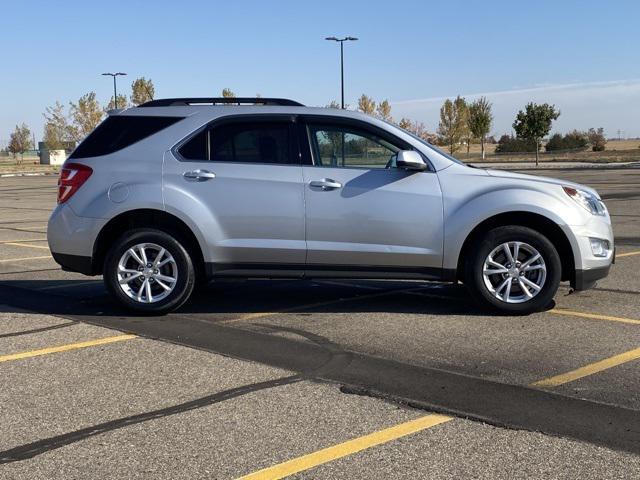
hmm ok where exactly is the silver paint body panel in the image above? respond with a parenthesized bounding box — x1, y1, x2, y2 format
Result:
(47, 105, 614, 281)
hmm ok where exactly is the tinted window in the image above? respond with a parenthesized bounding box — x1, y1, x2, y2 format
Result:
(178, 121, 292, 164)
(308, 124, 401, 169)
(179, 129, 208, 160)
(70, 116, 182, 159)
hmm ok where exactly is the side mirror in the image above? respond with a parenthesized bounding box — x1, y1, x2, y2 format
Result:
(396, 150, 427, 171)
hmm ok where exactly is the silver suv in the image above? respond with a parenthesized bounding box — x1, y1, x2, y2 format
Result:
(48, 97, 614, 314)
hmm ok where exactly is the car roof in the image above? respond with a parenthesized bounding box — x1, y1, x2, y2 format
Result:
(107, 100, 456, 171)
(115, 104, 377, 120)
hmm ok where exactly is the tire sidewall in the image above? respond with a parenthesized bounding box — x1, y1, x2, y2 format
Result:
(466, 226, 561, 314)
(104, 229, 195, 314)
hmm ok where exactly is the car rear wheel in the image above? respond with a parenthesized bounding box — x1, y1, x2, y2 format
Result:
(104, 229, 195, 314)
(464, 226, 561, 314)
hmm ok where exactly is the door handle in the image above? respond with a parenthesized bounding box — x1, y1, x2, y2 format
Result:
(183, 169, 216, 181)
(309, 178, 342, 190)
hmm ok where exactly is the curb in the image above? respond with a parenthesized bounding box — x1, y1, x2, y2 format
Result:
(471, 162, 640, 171)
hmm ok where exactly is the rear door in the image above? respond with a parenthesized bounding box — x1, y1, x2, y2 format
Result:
(163, 115, 306, 272)
(300, 116, 444, 276)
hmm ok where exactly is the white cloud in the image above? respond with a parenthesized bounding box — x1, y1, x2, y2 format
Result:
(390, 80, 640, 138)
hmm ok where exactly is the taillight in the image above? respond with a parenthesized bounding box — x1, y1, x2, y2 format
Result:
(58, 163, 93, 204)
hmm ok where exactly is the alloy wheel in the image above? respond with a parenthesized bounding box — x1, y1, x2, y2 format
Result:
(117, 243, 178, 303)
(482, 241, 547, 304)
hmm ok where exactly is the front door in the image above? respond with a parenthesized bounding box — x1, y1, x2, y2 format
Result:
(301, 118, 444, 276)
(163, 116, 305, 272)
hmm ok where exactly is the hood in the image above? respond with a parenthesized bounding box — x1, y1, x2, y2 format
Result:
(483, 168, 600, 198)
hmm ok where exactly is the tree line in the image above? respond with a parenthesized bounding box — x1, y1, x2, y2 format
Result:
(41, 77, 155, 150)
(5, 77, 155, 161)
(351, 94, 608, 165)
(5, 83, 610, 165)
(350, 93, 493, 159)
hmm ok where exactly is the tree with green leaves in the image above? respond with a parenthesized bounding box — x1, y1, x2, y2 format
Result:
(438, 96, 468, 154)
(43, 101, 73, 150)
(106, 94, 130, 111)
(130, 77, 155, 105)
(588, 127, 607, 151)
(545, 130, 588, 152)
(512, 102, 560, 166)
(357, 94, 376, 115)
(222, 88, 236, 98)
(468, 97, 493, 160)
(8, 123, 33, 164)
(376, 99, 392, 121)
(69, 92, 104, 142)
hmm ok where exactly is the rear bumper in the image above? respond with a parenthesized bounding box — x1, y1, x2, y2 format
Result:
(51, 252, 95, 275)
(48, 203, 105, 276)
(571, 265, 611, 291)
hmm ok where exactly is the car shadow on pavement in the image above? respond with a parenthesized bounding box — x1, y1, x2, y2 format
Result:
(0, 279, 555, 319)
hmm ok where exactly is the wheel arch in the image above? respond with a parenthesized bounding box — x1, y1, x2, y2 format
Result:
(92, 209, 205, 278)
(456, 211, 575, 282)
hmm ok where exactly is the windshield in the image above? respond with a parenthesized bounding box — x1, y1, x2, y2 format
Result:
(378, 118, 466, 166)
(399, 128, 466, 165)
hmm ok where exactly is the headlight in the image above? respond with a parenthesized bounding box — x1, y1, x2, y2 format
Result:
(563, 186, 606, 216)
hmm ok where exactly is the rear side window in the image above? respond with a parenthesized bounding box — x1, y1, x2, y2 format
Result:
(179, 121, 293, 164)
(70, 116, 182, 159)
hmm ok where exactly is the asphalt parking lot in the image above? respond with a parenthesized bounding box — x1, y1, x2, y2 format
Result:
(0, 168, 639, 479)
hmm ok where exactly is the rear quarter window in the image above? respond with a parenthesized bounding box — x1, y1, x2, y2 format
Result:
(70, 116, 183, 159)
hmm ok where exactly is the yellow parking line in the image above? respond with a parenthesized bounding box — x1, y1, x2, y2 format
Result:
(0, 255, 52, 263)
(4, 242, 50, 250)
(531, 347, 640, 387)
(38, 280, 100, 291)
(550, 308, 640, 326)
(0, 238, 47, 244)
(236, 414, 452, 480)
(0, 334, 137, 363)
(222, 287, 428, 324)
(617, 250, 640, 258)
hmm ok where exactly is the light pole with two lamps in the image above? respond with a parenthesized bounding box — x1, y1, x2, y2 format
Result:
(324, 36, 358, 109)
(102, 72, 127, 109)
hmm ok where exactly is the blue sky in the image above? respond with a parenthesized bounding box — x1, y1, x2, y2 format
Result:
(2, 0, 639, 145)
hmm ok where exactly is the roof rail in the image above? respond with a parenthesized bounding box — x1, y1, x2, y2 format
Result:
(139, 97, 304, 107)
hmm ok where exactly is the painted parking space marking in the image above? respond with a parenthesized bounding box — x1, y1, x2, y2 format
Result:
(37, 280, 100, 291)
(0, 238, 47, 244)
(0, 334, 136, 363)
(236, 414, 452, 480)
(0, 255, 52, 263)
(617, 250, 640, 258)
(550, 308, 640, 326)
(222, 286, 430, 324)
(3, 242, 50, 250)
(531, 347, 640, 387)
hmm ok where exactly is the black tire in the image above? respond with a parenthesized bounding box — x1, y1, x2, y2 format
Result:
(464, 225, 561, 314)
(104, 229, 195, 314)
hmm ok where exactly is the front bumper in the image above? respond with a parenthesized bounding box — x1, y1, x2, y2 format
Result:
(566, 211, 614, 290)
(572, 265, 611, 291)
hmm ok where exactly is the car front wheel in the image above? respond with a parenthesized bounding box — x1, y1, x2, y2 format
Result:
(104, 229, 195, 314)
(464, 226, 561, 314)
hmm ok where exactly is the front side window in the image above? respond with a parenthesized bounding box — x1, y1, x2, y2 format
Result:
(179, 121, 292, 164)
(308, 124, 402, 169)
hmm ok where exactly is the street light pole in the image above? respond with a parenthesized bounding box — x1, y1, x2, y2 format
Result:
(102, 72, 127, 109)
(325, 36, 358, 109)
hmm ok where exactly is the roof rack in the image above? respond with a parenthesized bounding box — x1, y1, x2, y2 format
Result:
(139, 97, 304, 107)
